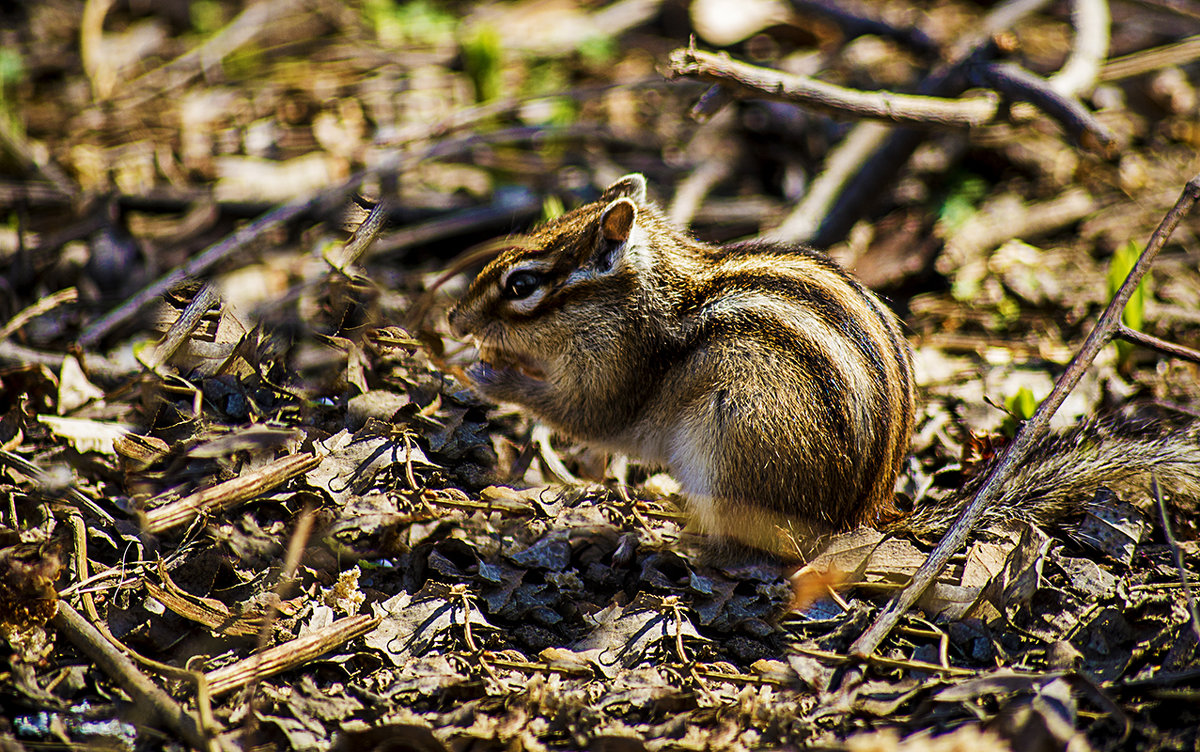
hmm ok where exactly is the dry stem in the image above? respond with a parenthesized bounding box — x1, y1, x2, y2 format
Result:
(204, 614, 380, 697)
(142, 452, 321, 534)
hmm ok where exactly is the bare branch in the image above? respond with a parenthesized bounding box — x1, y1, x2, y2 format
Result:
(1115, 323, 1200, 365)
(849, 172, 1200, 659)
(970, 62, 1116, 155)
(789, 1, 939, 56)
(667, 47, 1000, 127)
(52, 601, 221, 752)
(1102, 34, 1200, 81)
(1050, 0, 1111, 96)
(1154, 478, 1200, 642)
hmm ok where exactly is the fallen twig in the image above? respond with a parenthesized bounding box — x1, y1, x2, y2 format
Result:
(0, 339, 132, 380)
(969, 62, 1115, 154)
(79, 124, 615, 348)
(142, 451, 321, 535)
(0, 449, 117, 523)
(1102, 34, 1200, 81)
(204, 614, 380, 697)
(1115, 324, 1200, 365)
(668, 46, 1001, 128)
(848, 172, 1200, 659)
(78, 180, 356, 349)
(1050, 0, 1110, 96)
(325, 199, 391, 272)
(52, 601, 222, 751)
(790, 0, 939, 56)
(63, 513, 225, 748)
(0, 288, 78, 340)
(140, 284, 222, 372)
(753, 0, 1099, 246)
(1154, 479, 1200, 642)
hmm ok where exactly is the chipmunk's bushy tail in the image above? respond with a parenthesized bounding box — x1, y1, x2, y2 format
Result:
(893, 420, 1200, 537)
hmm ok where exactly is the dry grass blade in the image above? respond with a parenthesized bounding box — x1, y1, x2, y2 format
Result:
(0, 288, 78, 340)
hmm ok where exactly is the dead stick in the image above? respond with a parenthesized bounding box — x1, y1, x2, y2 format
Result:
(204, 614, 380, 697)
(969, 62, 1114, 155)
(789, 0, 938, 56)
(1154, 478, 1200, 642)
(768, 0, 1053, 245)
(1115, 323, 1200, 364)
(1102, 34, 1200, 81)
(668, 46, 1001, 127)
(52, 601, 217, 751)
(849, 172, 1200, 659)
(142, 452, 321, 534)
(1050, 0, 1110, 96)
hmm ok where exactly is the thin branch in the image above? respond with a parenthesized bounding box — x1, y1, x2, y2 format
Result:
(204, 614, 380, 697)
(1154, 478, 1200, 642)
(1049, 0, 1111, 96)
(141, 451, 321, 535)
(77, 124, 608, 348)
(1115, 323, 1200, 364)
(1102, 34, 1200, 81)
(142, 284, 222, 371)
(325, 198, 391, 271)
(848, 172, 1200, 659)
(970, 62, 1115, 155)
(52, 601, 220, 752)
(689, 84, 737, 122)
(761, 0, 1057, 245)
(762, 122, 893, 244)
(667, 47, 1001, 127)
(78, 180, 355, 349)
(0, 449, 117, 524)
(789, 1, 939, 56)
(1124, 0, 1200, 21)
(0, 288, 78, 339)
(0, 339, 133, 380)
(668, 108, 738, 227)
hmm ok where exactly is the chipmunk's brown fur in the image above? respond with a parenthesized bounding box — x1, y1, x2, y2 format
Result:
(449, 175, 1200, 555)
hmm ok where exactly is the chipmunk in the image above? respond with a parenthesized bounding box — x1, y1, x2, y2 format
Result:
(448, 174, 1200, 557)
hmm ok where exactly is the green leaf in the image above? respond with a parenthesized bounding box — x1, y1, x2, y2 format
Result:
(1107, 240, 1151, 364)
(461, 24, 503, 103)
(999, 386, 1039, 437)
(936, 171, 988, 234)
(365, 0, 457, 47)
(542, 195, 565, 221)
(1005, 386, 1038, 421)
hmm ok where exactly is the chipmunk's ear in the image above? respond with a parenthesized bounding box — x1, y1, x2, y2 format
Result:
(600, 173, 647, 204)
(600, 198, 636, 244)
(594, 197, 640, 273)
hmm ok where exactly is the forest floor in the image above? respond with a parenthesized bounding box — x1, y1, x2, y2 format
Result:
(1, 1, 1199, 750)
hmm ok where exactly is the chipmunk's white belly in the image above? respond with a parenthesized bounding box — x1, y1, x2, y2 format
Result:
(666, 421, 720, 531)
(602, 421, 720, 531)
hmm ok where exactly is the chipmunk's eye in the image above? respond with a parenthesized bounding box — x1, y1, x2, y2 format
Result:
(502, 270, 542, 300)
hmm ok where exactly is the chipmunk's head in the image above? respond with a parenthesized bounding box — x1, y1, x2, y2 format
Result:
(447, 174, 653, 402)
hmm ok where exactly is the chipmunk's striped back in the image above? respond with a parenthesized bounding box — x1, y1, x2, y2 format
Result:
(671, 241, 915, 534)
(449, 174, 914, 553)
